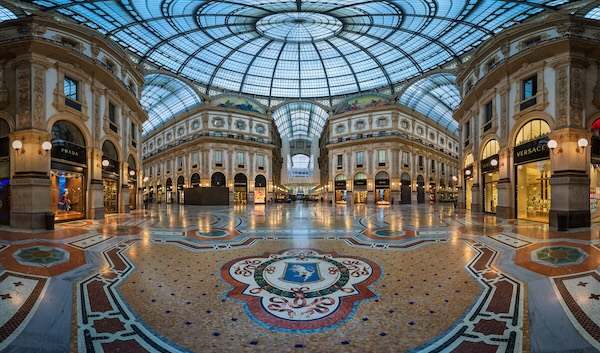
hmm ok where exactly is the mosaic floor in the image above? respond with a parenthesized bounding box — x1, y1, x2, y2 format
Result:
(0, 203, 599, 353)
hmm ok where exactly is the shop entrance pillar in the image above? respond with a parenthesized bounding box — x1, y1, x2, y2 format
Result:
(9, 129, 52, 229)
(547, 128, 591, 229)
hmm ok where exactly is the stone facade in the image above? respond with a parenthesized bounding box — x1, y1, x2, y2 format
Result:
(455, 15, 600, 228)
(0, 17, 145, 228)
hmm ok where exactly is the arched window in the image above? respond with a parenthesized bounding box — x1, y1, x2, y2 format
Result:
(335, 174, 346, 181)
(102, 141, 118, 161)
(354, 172, 367, 180)
(52, 120, 86, 147)
(464, 153, 474, 168)
(515, 119, 550, 146)
(375, 171, 389, 180)
(482, 140, 499, 159)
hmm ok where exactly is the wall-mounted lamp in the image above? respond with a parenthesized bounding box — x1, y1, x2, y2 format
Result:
(143, 176, 149, 183)
(451, 175, 458, 182)
(102, 159, 110, 167)
(39, 141, 52, 157)
(547, 139, 562, 155)
(12, 139, 24, 155)
(129, 170, 135, 176)
(465, 169, 472, 176)
(577, 138, 588, 154)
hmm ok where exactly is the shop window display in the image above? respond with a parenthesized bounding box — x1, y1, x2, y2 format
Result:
(51, 171, 85, 221)
(516, 160, 551, 222)
(103, 179, 118, 213)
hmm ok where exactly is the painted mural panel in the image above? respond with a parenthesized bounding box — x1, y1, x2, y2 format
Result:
(335, 95, 391, 114)
(211, 95, 267, 114)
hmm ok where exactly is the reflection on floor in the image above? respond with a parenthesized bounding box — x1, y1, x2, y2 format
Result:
(1, 203, 600, 352)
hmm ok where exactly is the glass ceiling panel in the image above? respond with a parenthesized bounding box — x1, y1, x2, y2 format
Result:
(585, 6, 600, 20)
(28, 0, 569, 99)
(0, 4, 17, 22)
(140, 74, 202, 135)
(273, 102, 329, 140)
(399, 73, 460, 134)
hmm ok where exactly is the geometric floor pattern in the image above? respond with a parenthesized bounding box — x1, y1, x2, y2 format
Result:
(0, 203, 599, 352)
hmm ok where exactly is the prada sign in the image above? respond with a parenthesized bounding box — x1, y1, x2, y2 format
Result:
(52, 141, 86, 165)
(481, 154, 499, 173)
(335, 180, 346, 190)
(514, 137, 549, 164)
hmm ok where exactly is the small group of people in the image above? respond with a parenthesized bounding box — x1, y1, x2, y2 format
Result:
(58, 190, 71, 211)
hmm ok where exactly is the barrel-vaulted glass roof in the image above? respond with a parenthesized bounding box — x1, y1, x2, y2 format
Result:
(400, 73, 460, 131)
(273, 102, 328, 141)
(31, 0, 569, 101)
(141, 74, 202, 134)
(0, 4, 17, 22)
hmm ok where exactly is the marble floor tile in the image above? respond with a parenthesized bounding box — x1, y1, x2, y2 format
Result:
(0, 203, 599, 352)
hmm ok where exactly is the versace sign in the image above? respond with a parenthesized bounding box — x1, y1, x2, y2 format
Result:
(514, 137, 549, 164)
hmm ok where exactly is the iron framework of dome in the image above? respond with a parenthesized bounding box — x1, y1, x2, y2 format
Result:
(29, 0, 570, 100)
(14, 0, 582, 137)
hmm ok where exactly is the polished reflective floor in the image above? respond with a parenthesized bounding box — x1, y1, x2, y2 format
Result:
(0, 202, 599, 352)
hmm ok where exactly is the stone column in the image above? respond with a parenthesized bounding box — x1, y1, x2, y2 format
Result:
(495, 147, 513, 219)
(10, 129, 52, 229)
(88, 148, 104, 219)
(10, 56, 53, 229)
(548, 128, 590, 228)
(470, 162, 482, 212)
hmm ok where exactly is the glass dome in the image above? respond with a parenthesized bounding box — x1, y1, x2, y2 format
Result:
(32, 0, 570, 99)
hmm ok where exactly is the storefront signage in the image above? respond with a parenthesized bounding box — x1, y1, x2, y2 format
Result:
(354, 179, 367, 186)
(234, 182, 247, 187)
(481, 154, 499, 173)
(514, 137, 549, 164)
(335, 180, 346, 190)
(375, 179, 390, 187)
(52, 141, 86, 165)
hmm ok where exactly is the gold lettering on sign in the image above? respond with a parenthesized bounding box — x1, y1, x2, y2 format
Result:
(60, 148, 79, 156)
(515, 144, 546, 157)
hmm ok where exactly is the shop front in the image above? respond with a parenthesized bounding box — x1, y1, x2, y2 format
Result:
(51, 120, 87, 222)
(0, 119, 9, 225)
(353, 173, 367, 204)
(590, 119, 600, 222)
(375, 171, 390, 204)
(177, 176, 184, 204)
(102, 140, 119, 214)
(234, 173, 247, 204)
(481, 154, 499, 214)
(191, 173, 200, 188)
(212, 172, 226, 187)
(157, 181, 162, 203)
(401, 173, 411, 204)
(514, 136, 550, 222)
(127, 155, 137, 210)
(428, 177, 436, 202)
(166, 178, 173, 204)
(254, 175, 266, 204)
(335, 174, 347, 204)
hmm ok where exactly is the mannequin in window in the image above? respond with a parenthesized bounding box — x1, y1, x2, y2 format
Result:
(59, 190, 71, 211)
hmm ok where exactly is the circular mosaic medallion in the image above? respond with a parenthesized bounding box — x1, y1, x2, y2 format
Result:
(222, 249, 381, 331)
(13, 246, 70, 267)
(533, 246, 587, 267)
